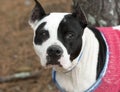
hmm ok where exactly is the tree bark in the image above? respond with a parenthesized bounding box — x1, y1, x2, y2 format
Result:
(74, 0, 120, 26)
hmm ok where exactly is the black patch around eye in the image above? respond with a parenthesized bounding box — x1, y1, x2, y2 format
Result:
(34, 22, 50, 45)
(58, 14, 84, 61)
(64, 32, 75, 40)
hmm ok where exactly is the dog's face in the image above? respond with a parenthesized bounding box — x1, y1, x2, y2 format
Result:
(29, 0, 87, 71)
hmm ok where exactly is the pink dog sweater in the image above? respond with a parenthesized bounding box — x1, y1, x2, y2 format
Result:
(88, 27, 120, 92)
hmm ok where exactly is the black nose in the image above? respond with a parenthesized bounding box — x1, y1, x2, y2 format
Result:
(47, 45, 63, 58)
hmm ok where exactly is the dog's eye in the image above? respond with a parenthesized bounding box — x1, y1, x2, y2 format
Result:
(34, 30, 49, 45)
(65, 32, 75, 40)
(41, 31, 47, 36)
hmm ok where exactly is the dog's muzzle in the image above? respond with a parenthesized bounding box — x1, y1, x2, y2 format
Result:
(46, 45, 63, 66)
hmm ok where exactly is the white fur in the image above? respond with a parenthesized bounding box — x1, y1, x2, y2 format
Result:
(30, 13, 74, 70)
(56, 27, 99, 92)
(113, 26, 120, 30)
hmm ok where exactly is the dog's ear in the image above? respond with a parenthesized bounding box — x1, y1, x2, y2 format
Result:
(72, 1, 87, 28)
(29, 0, 46, 28)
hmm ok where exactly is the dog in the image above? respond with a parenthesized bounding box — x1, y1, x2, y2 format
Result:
(28, 0, 120, 92)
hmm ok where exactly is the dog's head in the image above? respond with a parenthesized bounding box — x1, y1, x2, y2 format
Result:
(29, 0, 87, 71)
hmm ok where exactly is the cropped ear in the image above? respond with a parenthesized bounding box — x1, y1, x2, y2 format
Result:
(72, 1, 87, 28)
(29, 0, 46, 27)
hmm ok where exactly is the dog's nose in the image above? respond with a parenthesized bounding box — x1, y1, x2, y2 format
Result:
(47, 45, 63, 58)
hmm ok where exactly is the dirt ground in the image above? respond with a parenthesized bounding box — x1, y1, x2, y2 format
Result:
(0, 0, 72, 92)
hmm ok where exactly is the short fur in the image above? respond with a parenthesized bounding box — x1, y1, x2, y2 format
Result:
(28, 0, 108, 91)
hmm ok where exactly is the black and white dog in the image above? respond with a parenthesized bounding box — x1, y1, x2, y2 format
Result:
(29, 0, 120, 92)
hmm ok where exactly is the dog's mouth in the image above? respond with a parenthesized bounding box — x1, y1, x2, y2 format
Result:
(46, 56, 62, 69)
(46, 61, 62, 66)
(45, 64, 62, 69)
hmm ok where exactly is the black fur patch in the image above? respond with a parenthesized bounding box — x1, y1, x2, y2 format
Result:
(58, 14, 85, 61)
(34, 22, 50, 45)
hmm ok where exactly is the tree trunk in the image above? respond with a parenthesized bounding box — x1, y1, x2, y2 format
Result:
(73, 0, 120, 26)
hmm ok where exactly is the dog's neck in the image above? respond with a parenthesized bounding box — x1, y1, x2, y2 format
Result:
(55, 27, 99, 92)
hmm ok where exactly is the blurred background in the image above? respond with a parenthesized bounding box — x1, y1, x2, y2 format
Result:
(0, 0, 119, 92)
